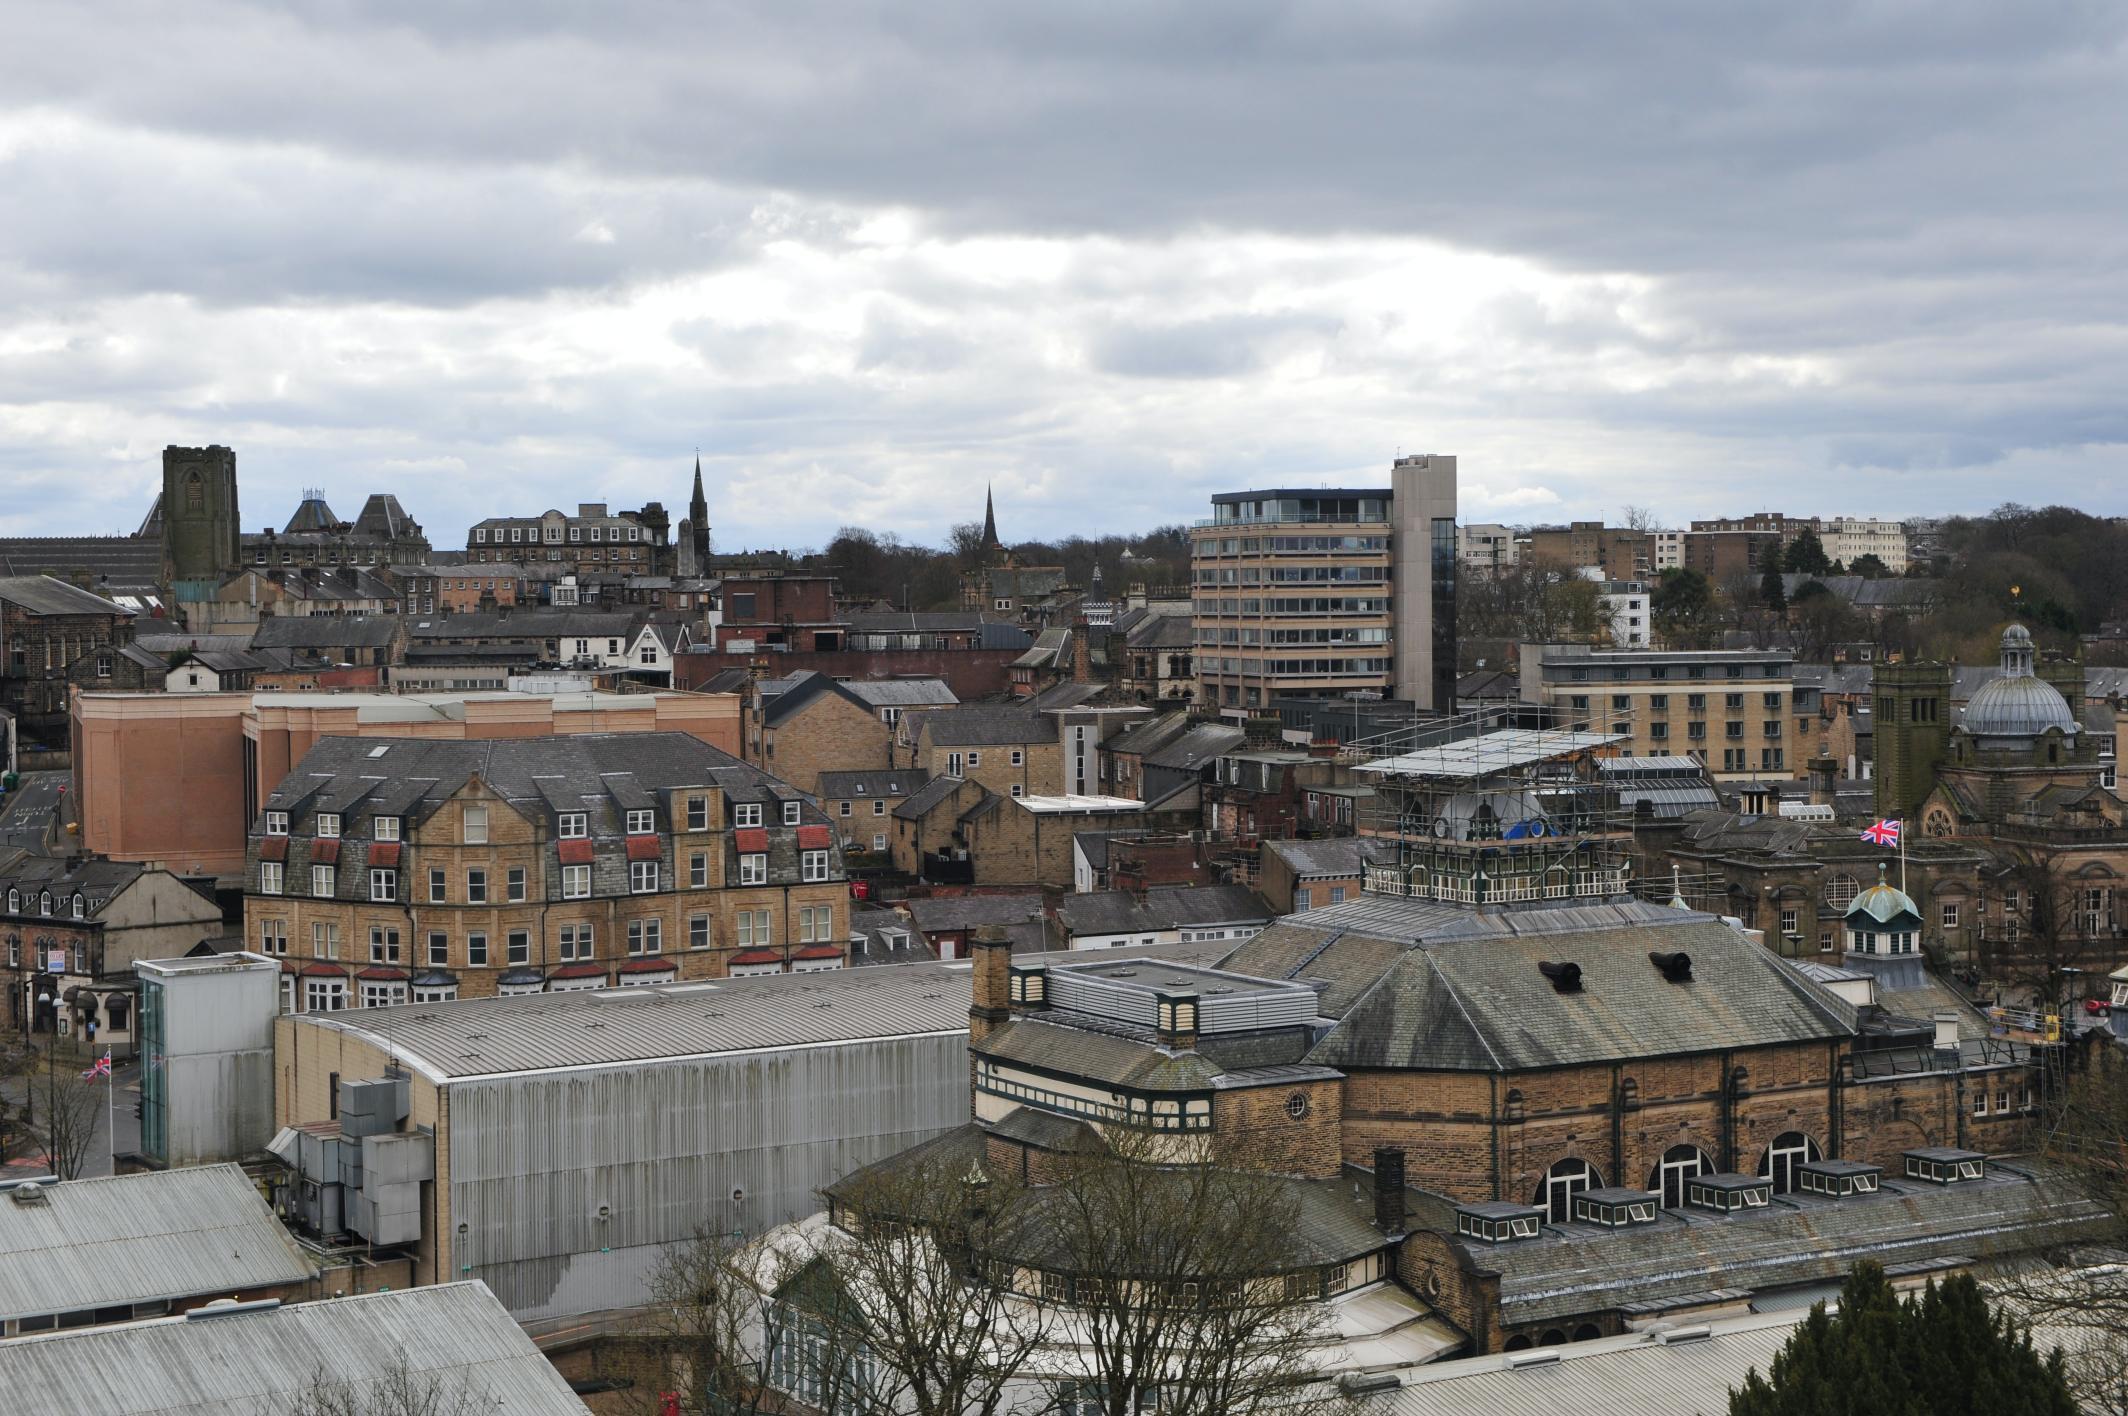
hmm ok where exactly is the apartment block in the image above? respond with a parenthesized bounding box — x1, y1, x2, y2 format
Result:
(1823, 517, 1910, 574)
(1524, 522, 1650, 581)
(1519, 643, 1797, 780)
(1456, 523, 1520, 572)
(1191, 454, 1456, 714)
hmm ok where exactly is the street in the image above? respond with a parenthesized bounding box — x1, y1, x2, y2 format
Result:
(0, 1045, 141, 1179)
(0, 771, 72, 855)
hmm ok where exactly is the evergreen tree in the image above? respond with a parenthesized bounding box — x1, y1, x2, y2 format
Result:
(1785, 526, 1833, 575)
(1760, 542, 1788, 612)
(1730, 1262, 2076, 1416)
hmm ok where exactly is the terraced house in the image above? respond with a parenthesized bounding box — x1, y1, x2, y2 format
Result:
(242, 733, 847, 1011)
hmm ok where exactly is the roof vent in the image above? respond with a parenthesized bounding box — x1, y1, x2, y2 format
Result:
(1650, 951, 1693, 983)
(7, 1182, 53, 1207)
(1654, 1324, 1714, 1345)
(185, 1298, 282, 1321)
(1538, 961, 1583, 994)
(1504, 1349, 1563, 1370)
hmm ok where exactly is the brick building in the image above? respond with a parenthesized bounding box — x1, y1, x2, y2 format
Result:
(1519, 643, 1795, 781)
(740, 671, 895, 795)
(711, 574, 848, 652)
(0, 575, 136, 747)
(241, 732, 846, 1008)
(816, 768, 925, 857)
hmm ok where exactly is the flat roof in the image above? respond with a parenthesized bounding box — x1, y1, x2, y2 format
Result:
(1018, 793, 1147, 813)
(1210, 488, 1388, 502)
(291, 940, 1233, 1082)
(1357, 728, 1625, 779)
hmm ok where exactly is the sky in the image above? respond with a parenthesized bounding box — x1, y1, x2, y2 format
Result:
(4, 2, 2127, 552)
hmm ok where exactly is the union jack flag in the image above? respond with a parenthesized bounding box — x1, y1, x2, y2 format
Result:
(79, 1050, 111, 1081)
(1860, 819, 1902, 848)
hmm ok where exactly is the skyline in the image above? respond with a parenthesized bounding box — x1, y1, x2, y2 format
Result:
(6, 3, 2128, 546)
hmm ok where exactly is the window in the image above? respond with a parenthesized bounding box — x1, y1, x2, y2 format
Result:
(259, 862, 284, 896)
(368, 926, 400, 963)
(562, 864, 591, 899)
(264, 811, 289, 836)
(259, 920, 287, 955)
(305, 979, 347, 1013)
(737, 909, 771, 947)
(802, 850, 830, 882)
(733, 803, 763, 828)
(1010, 749, 1024, 767)
(315, 813, 341, 839)
(1725, 721, 1744, 739)
(799, 905, 829, 943)
(947, 752, 965, 778)
(1758, 1133, 1821, 1195)
(463, 805, 488, 844)
(1650, 1145, 1712, 1208)
(689, 852, 709, 888)
(740, 854, 767, 885)
(840, 801, 853, 817)
(559, 924, 593, 961)
(873, 799, 886, 816)
(311, 865, 336, 898)
(687, 797, 708, 831)
(428, 867, 447, 904)
(630, 860, 660, 893)
(428, 932, 449, 966)
(369, 868, 397, 902)
(507, 867, 526, 903)
(626, 809, 655, 835)
(1780, 908, 1798, 937)
(374, 816, 400, 842)
(1010, 784, 1024, 798)
(872, 833, 887, 852)
(783, 800, 802, 825)
(312, 921, 339, 959)
(466, 869, 488, 904)
(1942, 902, 1960, 929)
(507, 930, 529, 964)
(467, 932, 488, 966)
(689, 915, 711, 950)
(1535, 1158, 1601, 1224)
(628, 919, 662, 955)
(558, 812, 588, 839)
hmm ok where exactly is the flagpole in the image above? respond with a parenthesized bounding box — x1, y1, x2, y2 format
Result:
(1900, 819, 1908, 896)
(106, 1053, 115, 1176)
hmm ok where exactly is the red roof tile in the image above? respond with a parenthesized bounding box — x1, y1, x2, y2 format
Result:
(357, 966, 408, 981)
(793, 944, 844, 961)
(259, 837, 288, 862)
(730, 949, 781, 966)
(550, 963, 607, 980)
(796, 824, 832, 851)
(368, 842, 401, 867)
(734, 828, 770, 854)
(618, 958, 677, 974)
(557, 839, 595, 865)
(299, 962, 347, 978)
(626, 835, 663, 862)
(311, 838, 340, 864)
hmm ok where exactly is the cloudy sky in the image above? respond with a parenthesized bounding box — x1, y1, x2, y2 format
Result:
(5, 2, 2126, 551)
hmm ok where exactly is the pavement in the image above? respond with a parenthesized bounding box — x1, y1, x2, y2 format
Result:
(0, 1046, 140, 1178)
(0, 771, 72, 855)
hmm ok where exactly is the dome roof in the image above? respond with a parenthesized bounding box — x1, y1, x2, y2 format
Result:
(1845, 865, 1918, 926)
(1962, 623, 2077, 740)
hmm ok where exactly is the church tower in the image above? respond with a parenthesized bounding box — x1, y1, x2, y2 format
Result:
(689, 457, 711, 568)
(161, 445, 241, 596)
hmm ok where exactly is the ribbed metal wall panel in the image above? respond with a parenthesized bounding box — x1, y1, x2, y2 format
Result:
(448, 1033, 970, 1321)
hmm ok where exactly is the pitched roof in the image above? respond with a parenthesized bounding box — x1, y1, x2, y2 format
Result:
(817, 770, 927, 799)
(0, 1166, 315, 1323)
(250, 615, 402, 649)
(902, 892, 1046, 933)
(760, 670, 875, 727)
(910, 704, 1055, 747)
(1143, 723, 1247, 771)
(838, 678, 958, 708)
(892, 774, 977, 821)
(1308, 915, 1858, 1072)
(1261, 836, 1389, 880)
(0, 1282, 588, 1415)
(0, 575, 134, 617)
(0, 540, 164, 589)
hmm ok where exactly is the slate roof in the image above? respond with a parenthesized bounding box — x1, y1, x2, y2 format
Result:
(1104, 712, 1190, 757)
(0, 574, 134, 617)
(976, 1016, 1227, 1091)
(0, 1282, 588, 1415)
(847, 610, 987, 635)
(1309, 915, 1858, 1072)
(902, 892, 1046, 934)
(0, 856, 153, 919)
(892, 775, 977, 821)
(1055, 883, 1272, 937)
(0, 1165, 316, 1324)
(405, 609, 639, 639)
(817, 770, 927, 799)
(1012, 626, 1071, 669)
(1261, 836, 1388, 880)
(1123, 612, 1194, 650)
(839, 678, 958, 708)
(251, 615, 402, 649)
(910, 704, 1055, 747)
(0, 540, 163, 589)
(760, 670, 874, 728)
(1436, 1164, 2106, 1327)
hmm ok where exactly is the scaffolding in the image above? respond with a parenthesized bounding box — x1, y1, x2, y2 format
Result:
(1346, 704, 1639, 907)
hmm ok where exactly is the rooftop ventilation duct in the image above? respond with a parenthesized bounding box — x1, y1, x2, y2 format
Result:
(1538, 961, 1583, 994)
(1649, 951, 1694, 983)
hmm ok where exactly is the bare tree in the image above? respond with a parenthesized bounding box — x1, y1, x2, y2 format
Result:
(1985, 856, 2115, 1016)
(37, 1051, 104, 1180)
(266, 1359, 498, 1416)
(1619, 504, 1659, 533)
(822, 1149, 1054, 1416)
(1031, 1130, 1357, 1416)
(639, 1224, 834, 1415)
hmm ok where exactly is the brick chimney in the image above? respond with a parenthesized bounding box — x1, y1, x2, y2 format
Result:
(1373, 1147, 1406, 1233)
(1072, 614, 1092, 684)
(1808, 756, 1838, 808)
(969, 923, 1011, 1043)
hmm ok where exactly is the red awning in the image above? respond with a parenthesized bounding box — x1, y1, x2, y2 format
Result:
(259, 837, 288, 862)
(618, 958, 677, 974)
(299, 962, 347, 978)
(357, 966, 408, 981)
(793, 944, 843, 961)
(625, 836, 663, 862)
(730, 949, 781, 966)
(311, 838, 341, 864)
(557, 839, 595, 865)
(796, 824, 832, 851)
(734, 828, 770, 854)
(368, 842, 401, 867)
(549, 963, 607, 981)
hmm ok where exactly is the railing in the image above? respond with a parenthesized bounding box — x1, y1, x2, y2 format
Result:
(1362, 866, 1633, 904)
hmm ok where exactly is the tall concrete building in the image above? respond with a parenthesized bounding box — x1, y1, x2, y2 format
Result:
(1190, 454, 1457, 715)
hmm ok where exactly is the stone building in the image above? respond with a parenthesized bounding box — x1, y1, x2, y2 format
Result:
(740, 670, 895, 796)
(466, 502, 670, 573)
(0, 575, 136, 747)
(242, 491, 430, 571)
(241, 732, 847, 1009)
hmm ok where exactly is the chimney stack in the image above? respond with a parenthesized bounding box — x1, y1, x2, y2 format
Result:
(1933, 1009, 1961, 1054)
(1809, 756, 1838, 808)
(1373, 1147, 1407, 1233)
(969, 924, 1011, 1043)
(1072, 615, 1092, 684)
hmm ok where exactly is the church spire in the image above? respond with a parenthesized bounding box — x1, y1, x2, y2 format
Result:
(689, 454, 710, 568)
(981, 483, 1000, 551)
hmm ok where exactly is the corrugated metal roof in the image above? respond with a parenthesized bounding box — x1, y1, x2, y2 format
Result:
(0, 1165, 315, 1323)
(0, 1282, 589, 1414)
(1358, 729, 1626, 780)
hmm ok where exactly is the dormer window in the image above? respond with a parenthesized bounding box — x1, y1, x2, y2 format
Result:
(39, 892, 52, 916)
(1455, 1206, 1544, 1243)
(315, 813, 341, 839)
(71, 894, 84, 919)
(4, 889, 15, 912)
(734, 803, 763, 828)
(626, 809, 656, 835)
(265, 811, 289, 836)
(1571, 1188, 1659, 1228)
(1903, 1148, 1986, 1185)
(782, 801, 802, 826)
(374, 816, 401, 842)
(558, 812, 588, 839)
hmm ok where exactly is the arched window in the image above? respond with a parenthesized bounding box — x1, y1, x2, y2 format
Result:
(38, 892, 51, 917)
(1649, 1145, 1712, 1208)
(1758, 1133, 1822, 1194)
(1573, 1323, 1603, 1342)
(1539, 1329, 1567, 1347)
(1503, 1334, 1533, 1352)
(1534, 1157, 1602, 1223)
(5, 889, 16, 912)
(185, 470, 205, 511)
